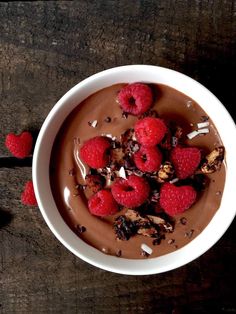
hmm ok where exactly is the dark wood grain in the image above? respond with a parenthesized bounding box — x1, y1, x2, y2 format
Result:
(0, 1, 236, 313)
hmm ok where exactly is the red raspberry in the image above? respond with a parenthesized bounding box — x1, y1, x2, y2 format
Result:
(134, 117, 167, 147)
(117, 83, 153, 115)
(88, 189, 118, 217)
(21, 181, 37, 206)
(171, 146, 201, 179)
(111, 175, 150, 208)
(133, 146, 162, 172)
(160, 183, 197, 216)
(5, 131, 33, 158)
(80, 136, 111, 169)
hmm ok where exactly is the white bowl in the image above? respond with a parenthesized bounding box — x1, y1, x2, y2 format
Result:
(32, 65, 236, 275)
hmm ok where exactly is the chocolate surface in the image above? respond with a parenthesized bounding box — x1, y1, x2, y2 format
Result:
(50, 84, 226, 259)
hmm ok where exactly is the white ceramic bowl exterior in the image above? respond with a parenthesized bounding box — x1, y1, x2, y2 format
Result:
(32, 65, 236, 275)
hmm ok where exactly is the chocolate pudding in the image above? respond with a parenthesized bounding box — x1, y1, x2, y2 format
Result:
(50, 84, 226, 259)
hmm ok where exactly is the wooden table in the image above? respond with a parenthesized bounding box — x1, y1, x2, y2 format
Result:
(0, 1, 235, 313)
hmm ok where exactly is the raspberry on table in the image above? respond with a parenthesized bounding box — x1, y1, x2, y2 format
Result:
(80, 136, 111, 169)
(88, 189, 119, 217)
(21, 181, 37, 206)
(160, 182, 197, 216)
(134, 117, 167, 147)
(5, 131, 33, 159)
(133, 146, 162, 172)
(111, 174, 150, 208)
(117, 83, 153, 115)
(170, 146, 201, 179)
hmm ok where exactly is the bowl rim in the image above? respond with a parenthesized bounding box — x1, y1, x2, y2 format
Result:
(32, 65, 236, 275)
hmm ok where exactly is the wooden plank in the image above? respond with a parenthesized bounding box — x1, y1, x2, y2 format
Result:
(0, 168, 235, 312)
(0, 1, 236, 313)
(0, 1, 235, 157)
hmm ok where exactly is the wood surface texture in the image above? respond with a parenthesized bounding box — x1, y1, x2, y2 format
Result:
(0, 1, 235, 313)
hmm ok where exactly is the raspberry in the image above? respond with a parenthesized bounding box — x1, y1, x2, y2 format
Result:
(171, 146, 201, 179)
(88, 189, 119, 217)
(133, 146, 162, 172)
(111, 175, 150, 208)
(160, 183, 197, 216)
(5, 131, 33, 158)
(117, 83, 153, 115)
(80, 136, 111, 169)
(134, 117, 167, 147)
(21, 181, 37, 206)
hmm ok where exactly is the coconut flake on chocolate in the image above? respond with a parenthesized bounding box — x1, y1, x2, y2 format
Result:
(197, 121, 210, 129)
(187, 128, 209, 139)
(91, 120, 98, 128)
(187, 130, 199, 139)
(117, 166, 127, 179)
(141, 243, 153, 255)
(197, 128, 209, 134)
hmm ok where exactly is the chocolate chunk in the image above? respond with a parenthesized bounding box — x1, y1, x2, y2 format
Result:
(152, 238, 161, 245)
(104, 116, 111, 123)
(152, 234, 165, 245)
(184, 229, 194, 239)
(122, 112, 128, 119)
(114, 215, 137, 240)
(76, 225, 86, 233)
(180, 217, 187, 225)
(201, 115, 209, 122)
(201, 147, 225, 174)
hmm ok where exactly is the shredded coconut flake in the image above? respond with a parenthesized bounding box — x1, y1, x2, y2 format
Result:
(197, 121, 210, 129)
(187, 130, 199, 139)
(106, 167, 111, 173)
(141, 243, 153, 255)
(169, 178, 179, 184)
(103, 133, 113, 138)
(118, 166, 127, 179)
(91, 120, 98, 128)
(197, 128, 209, 134)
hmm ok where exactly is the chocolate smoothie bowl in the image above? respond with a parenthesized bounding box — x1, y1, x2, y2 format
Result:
(33, 66, 236, 274)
